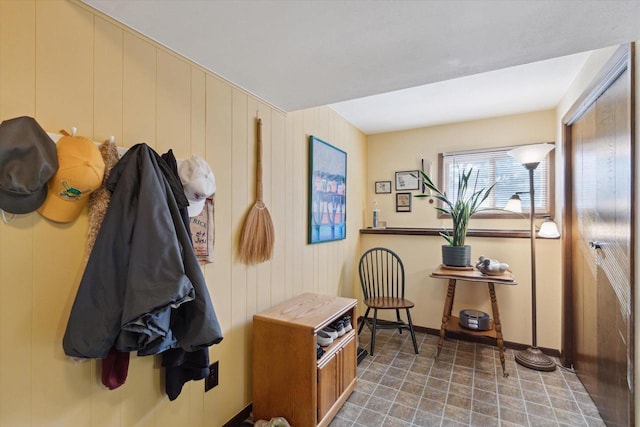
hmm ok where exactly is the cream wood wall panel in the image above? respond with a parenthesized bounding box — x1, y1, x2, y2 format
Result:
(345, 118, 367, 300)
(32, 217, 92, 427)
(190, 68, 206, 156)
(0, 1, 367, 426)
(290, 110, 305, 299)
(284, 113, 295, 300)
(314, 108, 329, 295)
(35, 1, 93, 134)
(31, 2, 94, 426)
(0, 215, 35, 427)
(0, 2, 36, 426)
(122, 32, 156, 148)
(301, 109, 316, 294)
(204, 74, 233, 333)
(267, 109, 286, 307)
(121, 356, 157, 427)
(230, 88, 250, 408)
(286, 108, 367, 301)
(203, 73, 234, 424)
(156, 50, 190, 158)
(93, 16, 124, 144)
(184, 67, 207, 427)
(0, 0, 36, 119)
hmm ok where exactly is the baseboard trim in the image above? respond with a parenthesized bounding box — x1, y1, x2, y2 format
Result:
(223, 403, 252, 427)
(359, 316, 561, 358)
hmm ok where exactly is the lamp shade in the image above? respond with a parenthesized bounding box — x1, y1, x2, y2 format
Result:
(538, 216, 560, 238)
(504, 194, 522, 213)
(509, 143, 555, 165)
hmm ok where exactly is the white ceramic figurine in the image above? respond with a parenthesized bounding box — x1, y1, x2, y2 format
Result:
(476, 255, 509, 275)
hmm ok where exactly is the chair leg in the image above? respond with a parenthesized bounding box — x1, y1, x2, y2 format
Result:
(371, 309, 378, 356)
(395, 309, 403, 334)
(406, 308, 419, 354)
(358, 307, 370, 335)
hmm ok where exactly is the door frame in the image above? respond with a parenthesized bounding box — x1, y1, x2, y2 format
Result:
(561, 43, 635, 420)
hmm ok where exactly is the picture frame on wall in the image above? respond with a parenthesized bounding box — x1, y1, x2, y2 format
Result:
(396, 192, 412, 212)
(374, 180, 392, 194)
(395, 170, 420, 191)
(308, 135, 347, 244)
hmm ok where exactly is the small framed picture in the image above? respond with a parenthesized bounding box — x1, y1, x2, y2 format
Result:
(374, 181, 392, 194)
(396, 192, 412, 212)
(395, 170, 420, 191)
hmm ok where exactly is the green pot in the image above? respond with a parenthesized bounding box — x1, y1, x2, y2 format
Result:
(442, 245, 471, 267)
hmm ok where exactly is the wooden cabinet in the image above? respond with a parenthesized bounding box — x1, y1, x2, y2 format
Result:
(252, 293, 357, 427)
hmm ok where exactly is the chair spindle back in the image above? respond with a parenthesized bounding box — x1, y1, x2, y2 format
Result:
(358, 247, 405, 300)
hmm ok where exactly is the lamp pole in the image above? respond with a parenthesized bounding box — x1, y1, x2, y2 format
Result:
(527, 165, 538, 347)
(514, 162, 556, 371)
(508, 142, 556, 370)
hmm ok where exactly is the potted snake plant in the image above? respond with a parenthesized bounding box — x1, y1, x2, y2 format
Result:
(417, 167, 496, 267)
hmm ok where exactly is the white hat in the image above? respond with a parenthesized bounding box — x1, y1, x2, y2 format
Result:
(177, 156, 216, 217)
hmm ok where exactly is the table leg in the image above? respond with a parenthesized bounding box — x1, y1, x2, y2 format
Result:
(436, 279, 456, 360)
(488, 282, 508, 377)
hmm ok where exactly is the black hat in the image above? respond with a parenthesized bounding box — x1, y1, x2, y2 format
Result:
(0, 116, 58, 214)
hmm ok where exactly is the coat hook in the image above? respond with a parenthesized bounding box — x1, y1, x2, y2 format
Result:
(1, 210, 16, 224)
(108, 136, 115, 144)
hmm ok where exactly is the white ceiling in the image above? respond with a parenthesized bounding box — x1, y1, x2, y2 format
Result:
(82, 0, 640, 135)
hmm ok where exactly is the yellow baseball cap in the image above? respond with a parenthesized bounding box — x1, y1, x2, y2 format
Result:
(38, 134, 105, 223)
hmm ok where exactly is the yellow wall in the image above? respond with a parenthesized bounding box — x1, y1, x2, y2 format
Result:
(363, 110, 563, 349)
(0, 1, 366, 426)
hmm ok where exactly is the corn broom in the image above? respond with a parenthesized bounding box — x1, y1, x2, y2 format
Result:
(239, 117, 274, 264)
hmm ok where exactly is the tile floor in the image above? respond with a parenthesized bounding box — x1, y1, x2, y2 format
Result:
(330, 328, 605, 427)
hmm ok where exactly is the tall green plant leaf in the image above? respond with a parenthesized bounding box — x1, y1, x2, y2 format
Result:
(417, 167, 495, 246)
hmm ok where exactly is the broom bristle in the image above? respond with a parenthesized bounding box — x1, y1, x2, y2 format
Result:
(239, 202, 275, 264)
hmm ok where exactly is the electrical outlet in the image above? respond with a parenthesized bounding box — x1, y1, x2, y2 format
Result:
(205, 361, 219, 392)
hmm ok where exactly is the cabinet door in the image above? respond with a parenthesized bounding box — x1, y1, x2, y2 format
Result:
(317, 354, 338, 421)
(339, 334, 357, 392)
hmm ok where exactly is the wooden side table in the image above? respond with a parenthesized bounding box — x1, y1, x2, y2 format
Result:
(430, 266, 517, 377)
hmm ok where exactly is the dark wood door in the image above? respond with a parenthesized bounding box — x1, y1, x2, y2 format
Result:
(564, 45, 634, 427)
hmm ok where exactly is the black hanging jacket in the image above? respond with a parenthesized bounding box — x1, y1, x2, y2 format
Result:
(63, 143, 223, 358)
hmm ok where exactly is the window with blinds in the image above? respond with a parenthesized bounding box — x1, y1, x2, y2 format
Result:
(438, 145, 554, 217)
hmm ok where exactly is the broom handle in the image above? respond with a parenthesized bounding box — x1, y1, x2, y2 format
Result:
(256, 118, 263, 202)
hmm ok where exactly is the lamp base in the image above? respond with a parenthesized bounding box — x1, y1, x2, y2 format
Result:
(515, 347, 556, 372)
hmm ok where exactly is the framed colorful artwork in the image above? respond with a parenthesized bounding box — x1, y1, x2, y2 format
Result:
(308, 135, 347, 243)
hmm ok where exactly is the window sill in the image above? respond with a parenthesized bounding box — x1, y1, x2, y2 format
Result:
(359, 227, 558, 239)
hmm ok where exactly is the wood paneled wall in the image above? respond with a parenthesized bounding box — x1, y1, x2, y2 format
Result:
(0, 1, 367, 426)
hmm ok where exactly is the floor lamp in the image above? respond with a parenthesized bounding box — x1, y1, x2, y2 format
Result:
(507, 143, 558, 371)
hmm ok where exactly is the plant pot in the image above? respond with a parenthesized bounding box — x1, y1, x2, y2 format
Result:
(442, 245, 471, 267)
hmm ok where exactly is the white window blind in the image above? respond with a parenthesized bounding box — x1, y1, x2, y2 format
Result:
(440, 145, 553, 215)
